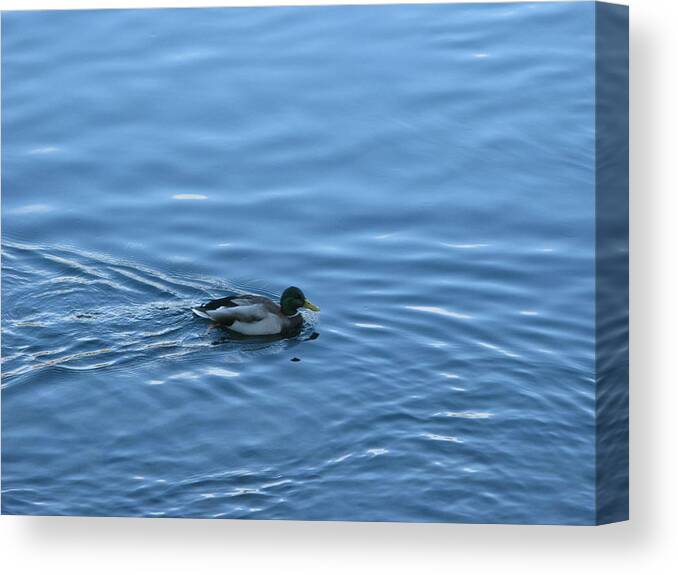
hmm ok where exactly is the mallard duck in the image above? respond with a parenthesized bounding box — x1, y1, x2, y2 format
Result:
(191, 286, 320, 336)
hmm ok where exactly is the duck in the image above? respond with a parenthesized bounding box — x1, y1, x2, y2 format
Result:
(191, 286, 320, 337)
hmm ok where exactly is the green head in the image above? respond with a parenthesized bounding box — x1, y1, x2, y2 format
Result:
(280, 286, 320, 316)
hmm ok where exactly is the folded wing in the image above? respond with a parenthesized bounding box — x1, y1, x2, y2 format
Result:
(192, 303, 268, 324)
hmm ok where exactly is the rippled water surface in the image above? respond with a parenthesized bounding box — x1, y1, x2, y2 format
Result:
(3, 3, 599, 523)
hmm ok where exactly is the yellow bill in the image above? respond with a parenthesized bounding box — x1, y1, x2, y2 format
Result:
(303, 299, 320, 312)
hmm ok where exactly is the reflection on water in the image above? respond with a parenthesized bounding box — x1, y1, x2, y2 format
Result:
(2, 3, 602, 524)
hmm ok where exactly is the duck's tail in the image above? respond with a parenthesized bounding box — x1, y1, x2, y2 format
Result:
(191, 307, 211, 319)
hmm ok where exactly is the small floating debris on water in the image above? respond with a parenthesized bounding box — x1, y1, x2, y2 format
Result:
(291, 357, 301, 362)
(73, 312, 96, 320)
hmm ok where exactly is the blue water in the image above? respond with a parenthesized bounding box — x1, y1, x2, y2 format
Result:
(2, 3, 600, 524)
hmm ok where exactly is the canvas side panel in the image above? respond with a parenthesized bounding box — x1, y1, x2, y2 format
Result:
(595, 1, 629, 525)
